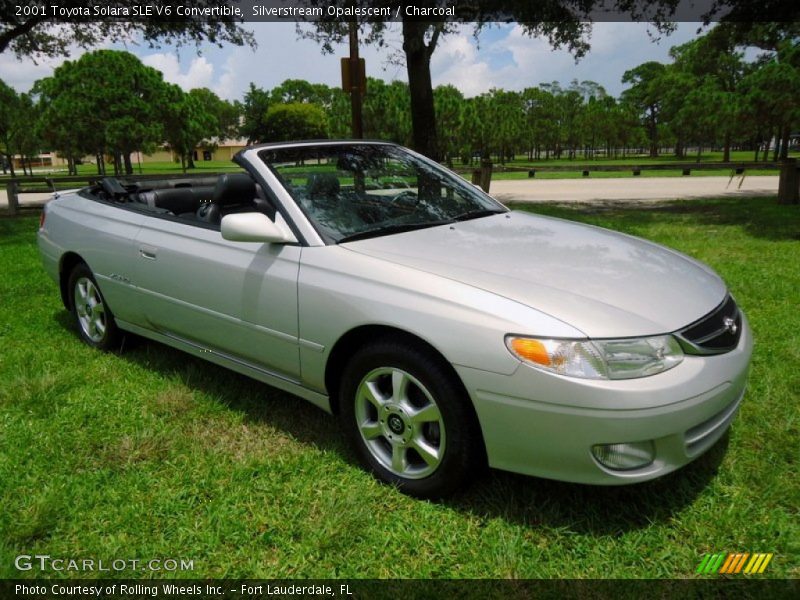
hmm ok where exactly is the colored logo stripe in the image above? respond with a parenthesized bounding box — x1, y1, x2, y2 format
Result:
(744, 553, 773, 574)
(697, 553, 774, 574)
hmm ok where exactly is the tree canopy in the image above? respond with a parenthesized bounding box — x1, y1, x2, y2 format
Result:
(0, 1, 254, 57)
(262, 103, 329, 142)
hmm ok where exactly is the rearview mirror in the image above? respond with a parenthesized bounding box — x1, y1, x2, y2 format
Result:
(221, 212, 297, 244)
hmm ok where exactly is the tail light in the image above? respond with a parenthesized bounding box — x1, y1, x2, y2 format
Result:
(39, 207, 46, 229)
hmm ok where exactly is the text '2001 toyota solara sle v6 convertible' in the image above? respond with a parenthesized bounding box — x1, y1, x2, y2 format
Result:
(38, 141, 752, 498)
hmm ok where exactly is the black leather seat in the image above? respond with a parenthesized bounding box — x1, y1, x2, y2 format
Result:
(153, 187, 212, 217)
(198, 173, 257, 224)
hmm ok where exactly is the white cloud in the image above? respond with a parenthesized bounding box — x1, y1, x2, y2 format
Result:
(430, 22, 704, 98)
(430, 31, 495, 96)
(203, 23, 408, 101)
(0, 53, 67, 92)
(140, 52, 214, 90)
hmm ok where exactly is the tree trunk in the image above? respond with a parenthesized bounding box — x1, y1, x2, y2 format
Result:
(123, 152, 133, 175)
(648, 110, 658, 158)
(402, 20, 440, 161)
(723, 132, 731, 163)
(780, 125, 790, 160)
(187, 153, 196, 169)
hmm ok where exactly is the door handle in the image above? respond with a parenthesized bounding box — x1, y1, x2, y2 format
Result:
(139, 245, 157, 260)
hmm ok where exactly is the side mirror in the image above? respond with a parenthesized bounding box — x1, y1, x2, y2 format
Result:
(221, 212, 297, 244)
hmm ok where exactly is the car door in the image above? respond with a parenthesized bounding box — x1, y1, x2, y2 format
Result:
(131, 216, 301, 381)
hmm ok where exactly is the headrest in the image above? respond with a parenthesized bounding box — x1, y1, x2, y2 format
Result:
(306, 173, 340, 199)
(212, 173, 256, 207)
(152, 189, 199, 214)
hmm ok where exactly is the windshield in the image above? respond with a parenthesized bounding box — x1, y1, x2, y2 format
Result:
(258, 143, 505, 243)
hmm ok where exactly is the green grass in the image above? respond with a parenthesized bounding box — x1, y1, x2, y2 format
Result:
(491, 149, 799, 168)
(0, 197, 798, 579)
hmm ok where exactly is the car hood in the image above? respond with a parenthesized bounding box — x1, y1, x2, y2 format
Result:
(342, 211, 727, 338)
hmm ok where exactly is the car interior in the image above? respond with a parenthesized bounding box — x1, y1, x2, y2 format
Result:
(90, 173, 277, 227)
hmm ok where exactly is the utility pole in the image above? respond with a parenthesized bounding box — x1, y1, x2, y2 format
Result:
(348, 21, 363, 139)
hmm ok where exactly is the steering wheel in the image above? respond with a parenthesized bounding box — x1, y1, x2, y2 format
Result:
(391, 190, 419, 207)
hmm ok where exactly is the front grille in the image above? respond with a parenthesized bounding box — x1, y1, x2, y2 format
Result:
(676, 295, 742, 355)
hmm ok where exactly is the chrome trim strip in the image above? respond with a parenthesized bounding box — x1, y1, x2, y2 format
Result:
(160, 330, 302, 386)
(299, 338, 325, 352)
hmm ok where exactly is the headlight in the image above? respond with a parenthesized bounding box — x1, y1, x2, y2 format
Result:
(505, 335, 684, 380)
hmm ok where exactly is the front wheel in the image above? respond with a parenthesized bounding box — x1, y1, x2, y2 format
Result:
(68, 263, 122, 351)
(340, 339, 483, 499)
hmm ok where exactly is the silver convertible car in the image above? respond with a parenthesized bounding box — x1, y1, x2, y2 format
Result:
(38, 141, 752, 498)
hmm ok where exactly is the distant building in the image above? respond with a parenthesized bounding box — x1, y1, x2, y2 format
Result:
(130, 138, 249, 165)
(7, 138, 249, 172)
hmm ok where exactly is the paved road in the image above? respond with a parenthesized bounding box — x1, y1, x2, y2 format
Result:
(0, 175, 780, 210)
(488, 175, 779, 204)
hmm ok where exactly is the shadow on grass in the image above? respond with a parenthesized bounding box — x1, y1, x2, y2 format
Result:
(54, 310, 728, 537)
(509, 196, 800, 242)
(444, 437, 727, 536)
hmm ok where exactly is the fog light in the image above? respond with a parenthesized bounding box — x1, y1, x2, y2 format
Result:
(592, 441, 655, 471)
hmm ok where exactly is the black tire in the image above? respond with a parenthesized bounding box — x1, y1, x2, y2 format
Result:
(67, 263, 122, 351)
(339, 338, 484, 499)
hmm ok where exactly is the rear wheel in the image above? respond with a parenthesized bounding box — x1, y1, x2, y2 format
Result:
(340, 339, 482, 498)
(68, 263, 122, 351)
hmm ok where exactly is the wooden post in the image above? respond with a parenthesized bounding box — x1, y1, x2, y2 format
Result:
(778, 158, 799, 204)
(6, 180, 19, 215)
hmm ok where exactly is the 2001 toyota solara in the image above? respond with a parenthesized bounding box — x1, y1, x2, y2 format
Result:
(37, 141, 752, 498)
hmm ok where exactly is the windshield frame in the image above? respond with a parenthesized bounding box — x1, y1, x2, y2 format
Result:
(257, 141, 507, 245)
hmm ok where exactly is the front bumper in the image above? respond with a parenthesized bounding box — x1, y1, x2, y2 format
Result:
(457, 312, 753, 484)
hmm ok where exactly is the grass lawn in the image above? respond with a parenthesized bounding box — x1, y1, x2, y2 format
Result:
(0, 197, 798, 579)
(496, 149, 799, 168)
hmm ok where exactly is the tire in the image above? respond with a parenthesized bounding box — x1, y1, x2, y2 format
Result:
(340, 338, 483, 499)
(67, 263, 122, 351)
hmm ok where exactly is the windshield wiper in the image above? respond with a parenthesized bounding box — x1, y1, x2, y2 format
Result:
(338, 220, 451, 244)
(451, 208, 506, 222)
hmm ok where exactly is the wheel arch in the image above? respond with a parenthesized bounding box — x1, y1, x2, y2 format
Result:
(325, 325, 482, 440)
(59, 252, 88, 310)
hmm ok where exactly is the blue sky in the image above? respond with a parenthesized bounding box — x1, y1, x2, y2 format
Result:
(1, 22, 708, 100)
